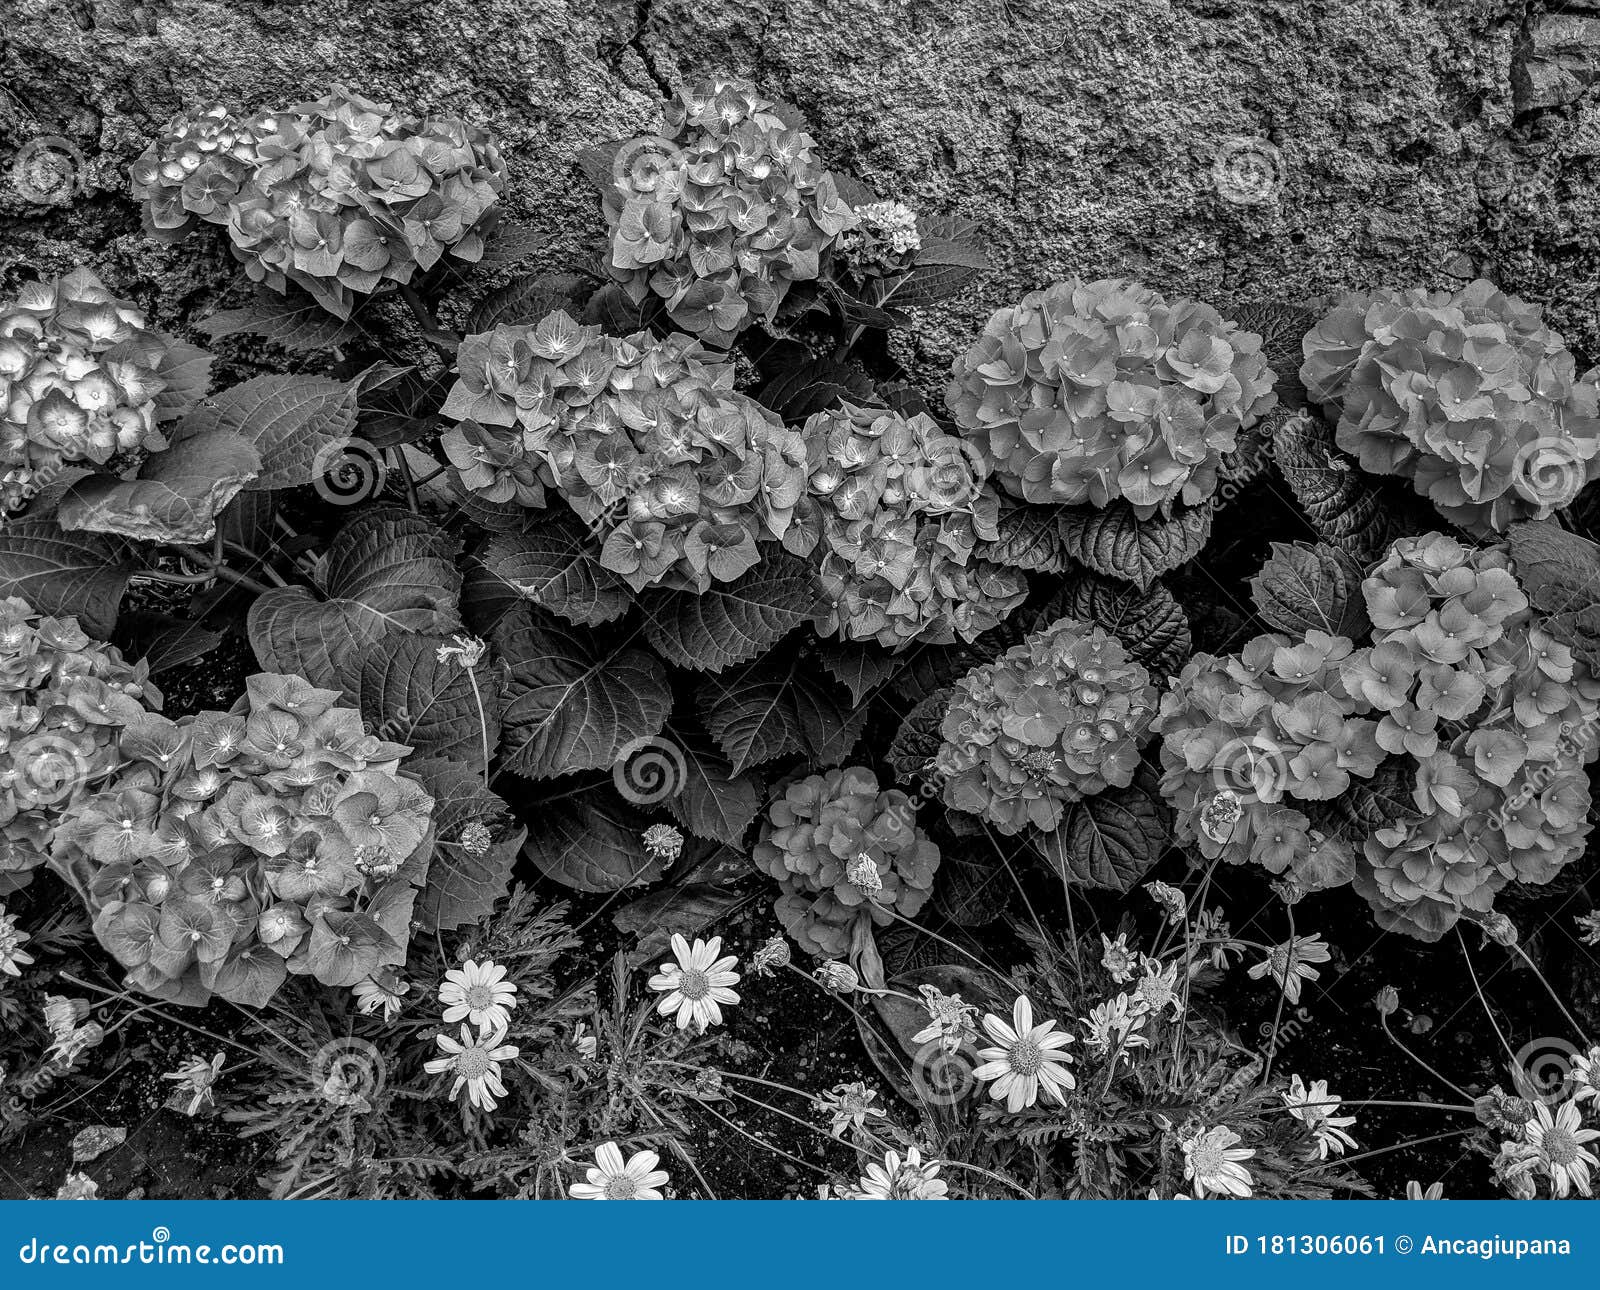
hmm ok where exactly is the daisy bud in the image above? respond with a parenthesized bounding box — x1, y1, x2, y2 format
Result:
(814, 960, 859, 994)
(1374, 986, 1399, 1017)
(749, 934, 791, 977)
(641, 822, 684, 863)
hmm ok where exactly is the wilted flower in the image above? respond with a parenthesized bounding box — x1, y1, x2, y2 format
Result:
(56, 1172, 99, 1200)
(753, 768, 940, 958)
(641, 823, 684, 863)
(1100, 933, 1139, 984)
(353, 974, 408, 1023)
(435, 635, 486, 669)
(973, 994, 1076, 1112)
(133, 87, 506, 319)
(568, 1142, 669, 1200)
(647, 934, 740, 1034)
(162, 1052, 225, 1116)
(1302, 279, 1600, 535)
(457, 821, 492, 856)
(814, 960, 860, 993)
(815, 1081, 886, 1138)
(1190, 908, 1244, 972)
(850, 1146, 948, 1200)
(1181, 1125, 1256, 1199)
(748, 934, 792, 977)
(936, 617, 1158, 834)
(1282, 1075, 1358, 1159)
(0, 904, 34, 978)
(946, 278, 1277, 514)
(573, 1022, 598, 1061)
(439, 959, 518, 1035)
(1248, 934, 1333, 1004)
(1080, 993, 1149, 1060)
(1576, 911, 1600, 947)
(911, 984, 980, 1053)
(42, 996, 102, 1067)
(1522, 1100, 1600, 1198)
(426, 1024, 519, 1113)
(1145, 881, 1188, 926)
(1492, 1141, 1540, 1199)
(1133, 958, 1184, 1020)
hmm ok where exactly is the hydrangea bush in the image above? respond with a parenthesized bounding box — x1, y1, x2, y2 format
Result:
(935, 617, 1160, 835)
(132, 86, 506, 319)
(752, 767, 940, 958)
(944, 278, 1277, 513)
(1155, 533, 1600, 939)
(0, 598, 159, 894)
(51, 674, 436, 1007)
(1302, 279, 1600, 535)
(0, 270, 183, 512)
(602, 78, 856, 345)
(441, 311, 809, 590)
(785, 401, 1027, 647)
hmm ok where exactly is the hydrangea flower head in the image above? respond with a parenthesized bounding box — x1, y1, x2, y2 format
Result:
(786, 401, 1027, 647)
(944, 278, 1277, 514)
(132, 86, 506, 319)
(935, 616, 1159, 834)
(752, 767, 940, 958)
(0, 270, 185, 512)
(837, 200, 921, 274)
(1302, 279, 1600, 535)
(441, 315, 809, 591)
(602, 79, 856, 345)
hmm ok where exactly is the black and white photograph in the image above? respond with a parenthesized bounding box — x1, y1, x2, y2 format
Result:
(3, 0, 1600, 1214)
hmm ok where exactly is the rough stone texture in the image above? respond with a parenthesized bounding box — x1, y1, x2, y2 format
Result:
(2, 0, 1598, 389)
(1513, 13, 1600, 111)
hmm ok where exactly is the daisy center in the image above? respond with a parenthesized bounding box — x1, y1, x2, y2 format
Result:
(1543, 1126, 1579, 1167)
(1189, 1141, 1224, 1175)
(1008, 1037, 1044, 1076)
(603, 1174, 639, 1199)
(455, 1047, 491, 1080)
(678, 967, 711, 1001)
(465, 983, 495, 1010)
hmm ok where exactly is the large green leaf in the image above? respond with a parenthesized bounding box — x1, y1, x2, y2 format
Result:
(696, 652, 864, 775)
(409, 757, 521, 931)
(664, 723, 765, 845)
(1250, 540, 1370, 640)
(196, 289, 366, 354)
(346, 634, 504, 774)
(1032, 572, 1191, 678)
(1057, 502, 1211, 590)
(1509, 519, 1600, 674)
(56, 430, 261, 543)
(474, 517, 631, 628)
(0, 520, 137, 637)
(1030, 768, 1170, 892)
(179, 373, 359, 490)
(522, 793, 667, 892)
(638, 553, 817, 671)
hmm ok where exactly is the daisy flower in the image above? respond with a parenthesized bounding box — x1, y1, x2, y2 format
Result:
(1523, 1099, 1600, 1198)
(648, 934, 740, 1033)
(0, 904, 33, 977)
(1191, 907, 1244, 972)
(815, 1081, 885, 1138)
(973, 994, 1075, 1112)
(568, 1142, 670, 1200)
(1181, 1125, 1255, 1199)
(353, 974, 409, 1023)
(1248, 933, 1332, 1004)
(1100, 932, 1138, 984)
(1134, 957, 1184, 1019)
(426, 1024, 519, 1112)
(1405, 1180, 1444, 1199)
(852, 1146, 948, 1199)
(1282, 1075, 1358, 1159)
(439, 959, 518, 1034)
(162, 1052, 225, 1116)
(1570, 1045, 1600, 1106)
(1081, 993, 1148, 1060)
(910, 984, 979, 1053)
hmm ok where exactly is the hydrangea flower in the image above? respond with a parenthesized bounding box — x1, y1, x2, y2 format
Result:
(785, 401, 1027, 647)
(0, 598, 159, 892)
(935, 617, 1159, 835)
(440, 313, 809, 591)
(0, 270, 188, 512)
(944, 278, 1277, 514)
(53, 673, 435, 1008)
(132, 87, 505, 319)
(602, 79, 856, 345)
(836, 201, 921, 274)
(1302, 279, 1600, 535)
(752, 768, 940, 958)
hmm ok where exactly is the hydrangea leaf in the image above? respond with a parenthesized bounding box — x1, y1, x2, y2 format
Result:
(56, 429, 262, 544)
(149, 339, 214, 422)
(791, 667, 871, 767)
(886, 687, 954, 785)
(408, 757, 520, 931)
(246, 508, 463, 684)
(931, 853, 1009, 927)
(470, 222, 549, 275)
(496, 607, 671, 780)
(1321, 757, 1424, 840)
(753, 347, 880, 424)
(697, 652, 863, 775)
(522, 793, 667, 892)
(345, 634, 504, 774)
(466, 272, 589, 335)
(178, 373, 360, 491)
(974, 504, 1072, 572)
(863, 215, 987, 309)
(1057, 501, 1211, 591)
(0, 520, 137, 637)
(115, 611, 224, 675)
(1272, 410, 1406, 564)
(1228, 300, 1319, 410)
(614, 886, 756, 969)
(1249, 540, 1371, 640)
(638, 554, 817, 672)
(816, 641, 902, 707)
(664, 725, 765, 845)
(196, 288, 366, 354)
(473, 518, 632, 628)
(1029, 768, 1170, 892)
(1508, 519, 1600, 673)
(1032, 572, 1191, 679)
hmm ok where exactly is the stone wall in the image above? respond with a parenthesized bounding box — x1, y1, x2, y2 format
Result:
(3, 0, 1596, 377)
